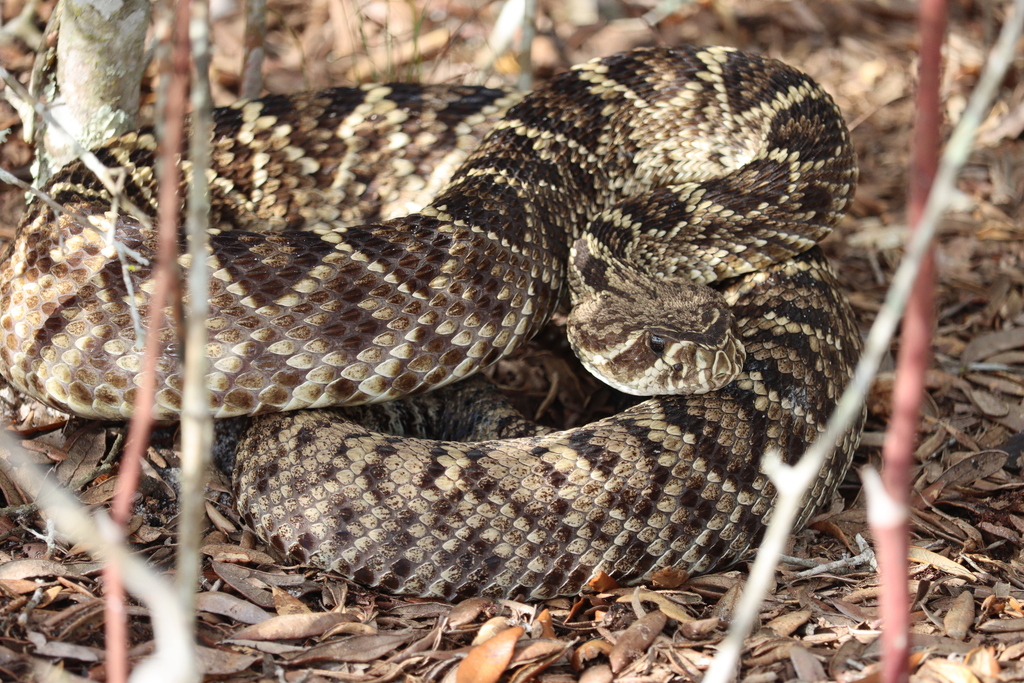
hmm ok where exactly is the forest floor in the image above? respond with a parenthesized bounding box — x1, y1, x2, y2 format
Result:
(1, 0, 1024, 681)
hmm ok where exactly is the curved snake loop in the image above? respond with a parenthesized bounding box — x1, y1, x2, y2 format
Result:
(0, 46, 863, 599)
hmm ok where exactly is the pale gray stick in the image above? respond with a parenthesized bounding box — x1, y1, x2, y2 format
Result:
(0, 435, 193, 683)
(703, 3, 1024, 681)
(174, 3, 214, 677)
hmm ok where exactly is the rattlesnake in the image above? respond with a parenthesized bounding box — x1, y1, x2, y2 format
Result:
(0, 46, 862, 599)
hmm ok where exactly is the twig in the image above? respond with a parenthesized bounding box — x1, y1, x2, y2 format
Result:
(105, 2, 191, 681)
(0, 434, 194, 683)
(176, 0, 214, 637)
(111, 0, 189, 530)
(240, 0, 266, 99)
(794, 548, 876, 579)
(778, 555, 821, 569)
(875, 1, 946, 682)
(702, 4, 1024, 681)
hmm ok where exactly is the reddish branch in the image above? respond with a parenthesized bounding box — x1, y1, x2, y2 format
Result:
(876, 1, 946, 683)
(104, 1, 192, 681)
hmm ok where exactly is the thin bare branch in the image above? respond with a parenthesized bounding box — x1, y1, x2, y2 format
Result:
(240, 0, 266, 98)
(104, 1, 192, 680)
(0, 435, 193, 683)
(702, 4, 1024, 681)
(176, 0, 214, 634)
(876, 2, 946, 682)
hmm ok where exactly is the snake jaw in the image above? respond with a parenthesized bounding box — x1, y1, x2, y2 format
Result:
(569, 322, 746, 396)
(567, 233, 746, 396)
(566, 277, 747, 396)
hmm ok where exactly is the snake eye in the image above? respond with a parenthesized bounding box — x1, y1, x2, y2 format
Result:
(648, 334, 666, 355)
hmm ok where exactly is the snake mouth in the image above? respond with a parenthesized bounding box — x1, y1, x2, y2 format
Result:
(566, 271, 748, 396)
(569, 325, 747, 397)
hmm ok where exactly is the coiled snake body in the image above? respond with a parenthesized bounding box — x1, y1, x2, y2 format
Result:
(0, 46, 862, 599)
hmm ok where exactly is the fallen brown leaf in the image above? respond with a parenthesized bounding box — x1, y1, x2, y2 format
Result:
(677, 617, 721, 640)
(789, 644, 826, 681)
(447, 597, 494, 627)
(210, 564, 273, 608)
(455, 625, 524, 683)
(471, 616, 516, 645)
(908, 547, 976, 579)
(588, 571, 619, 593)
(615, 589, 695, 622)
(767, 609, 812, 637)
(25, 631, 101, 662)
(965, 646, 1001, 677)
(195, 645, 261, 675)
(509, 637, 572, 669)
(285, 631, 417, 665)
(962, 327, 1024, 365)
(967, 387, 1010, 417)
(536, 608, 556, 639)
(943, 590, 976, 641)
(0, 578, 41, 594)
(578, 662, 614, 683)
(0, 559, 98, 581)
(196, 591, 272, 625)
(272, 585, 310, 615)
(609, 609, 667, 673)
(571, 638, 613, 671)
(977, 617, 1024, 633)
(322, 621, 377, 638)
(711, 582, 744, 624)
(229, 611, 360, 641)
(917, 451, 1008, 505)
(917, 658, 981, 683)
(509, 638, 573, 663)
(201, 543, 277, 565)
(650, 567, 688, 589)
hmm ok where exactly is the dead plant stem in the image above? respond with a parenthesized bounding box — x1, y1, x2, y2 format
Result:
(702, 3, 1024, 680)
(175, 0, 214, 622)
(106, 1, 191, 681)
(875, 2, 946, 682)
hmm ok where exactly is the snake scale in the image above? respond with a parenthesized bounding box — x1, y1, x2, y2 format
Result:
(0, 46, 863, 599)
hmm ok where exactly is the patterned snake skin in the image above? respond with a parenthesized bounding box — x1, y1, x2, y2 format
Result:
(0, 46, 863, 599)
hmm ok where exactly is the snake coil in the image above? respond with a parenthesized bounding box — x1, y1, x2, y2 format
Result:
(0, 46, 862, 599)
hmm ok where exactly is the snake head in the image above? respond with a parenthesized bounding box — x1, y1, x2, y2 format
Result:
(566, 236, 746, 396)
